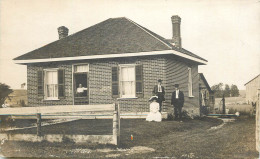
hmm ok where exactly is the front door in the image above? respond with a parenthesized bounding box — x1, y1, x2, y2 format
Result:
(73, 64, 89, 105)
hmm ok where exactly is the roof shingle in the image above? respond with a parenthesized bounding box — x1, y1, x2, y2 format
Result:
(14, 17, 207, 62)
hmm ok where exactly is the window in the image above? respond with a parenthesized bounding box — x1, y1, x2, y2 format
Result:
(45, 69, 58, 100)
(120, 65, 135, 98)
(37, 68, 65, 100)
(188, 67, 193, 97)
(112, 64, 143, 98)
(74, 64, 88, 98)
(75, 64, 89, 73)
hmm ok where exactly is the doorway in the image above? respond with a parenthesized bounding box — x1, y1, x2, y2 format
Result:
(73, 64, 89, 105)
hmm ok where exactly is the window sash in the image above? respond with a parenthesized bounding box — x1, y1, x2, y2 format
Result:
(119, 65, 136, 98)
(44, 69, 59, 100)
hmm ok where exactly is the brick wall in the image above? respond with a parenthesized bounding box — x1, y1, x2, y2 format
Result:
(27, 63, 73, 106)
(88, 57, 166, 112)
(27, 55, 200, 115)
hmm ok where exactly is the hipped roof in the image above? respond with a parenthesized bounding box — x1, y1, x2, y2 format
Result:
(14, 17, 207, 63)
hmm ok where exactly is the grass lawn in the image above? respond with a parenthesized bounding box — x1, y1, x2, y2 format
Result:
(2, 119, 113, 135)
(0, 117, 259, 158)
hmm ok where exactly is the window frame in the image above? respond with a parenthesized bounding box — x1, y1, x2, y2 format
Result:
(72, 63, 90, 105)
(119, 64, 137, 98)
(43, 68, 60, 100)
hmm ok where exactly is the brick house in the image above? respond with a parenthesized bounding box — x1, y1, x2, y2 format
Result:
(14, 16, 208, 116)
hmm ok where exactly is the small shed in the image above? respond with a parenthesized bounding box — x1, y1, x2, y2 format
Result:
(199, 73, 215, 114)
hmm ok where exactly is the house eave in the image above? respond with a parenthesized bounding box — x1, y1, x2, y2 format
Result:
(14, 50, 208, 65)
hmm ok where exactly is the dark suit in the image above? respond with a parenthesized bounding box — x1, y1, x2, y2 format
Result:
(152, 85, 165, 112)
(171, 90, 184, 120)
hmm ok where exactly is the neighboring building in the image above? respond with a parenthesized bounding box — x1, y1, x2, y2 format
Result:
(199, 73, 215, 114)
(245, 74, 260, 104)
(13, 16, 208, 116)
(4, 89, 28, 107)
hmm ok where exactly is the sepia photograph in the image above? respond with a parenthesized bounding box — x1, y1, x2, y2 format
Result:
(0, 0, 259, 158)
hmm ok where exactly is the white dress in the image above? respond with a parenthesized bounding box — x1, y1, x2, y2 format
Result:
(146, 102, 162, 122)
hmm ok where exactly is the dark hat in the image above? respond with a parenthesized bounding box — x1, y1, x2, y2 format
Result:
(174, 84, 179, 87)
(158, 79, 162, 82)
(149, 96, 158, 101)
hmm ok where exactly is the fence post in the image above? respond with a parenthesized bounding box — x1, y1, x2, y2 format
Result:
(113, 109, 118, 145)
(36, 113, 41, 136)
(222, 95, 226, 114)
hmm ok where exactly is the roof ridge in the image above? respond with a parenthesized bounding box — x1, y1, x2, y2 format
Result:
(125, 18, 173, 50)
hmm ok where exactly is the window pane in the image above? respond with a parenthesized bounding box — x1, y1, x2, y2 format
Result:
(46, 71, 58, 84)
(47, 84, 58, 98)
(121, 81, 134, 96)
(121, 67, 135, 81)
(75, 65, 89, 73)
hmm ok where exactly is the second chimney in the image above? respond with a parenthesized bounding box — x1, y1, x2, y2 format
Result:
(58, 26, 69, 39)
(171, 15, 182, 48)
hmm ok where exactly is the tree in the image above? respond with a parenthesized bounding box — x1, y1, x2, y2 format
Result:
(0, 83, 13, 108)
(230, 84, 239, 97)
(211, 83, 224, 98)
(224, 84, 231, 97)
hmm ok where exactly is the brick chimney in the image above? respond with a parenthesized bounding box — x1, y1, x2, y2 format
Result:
(171, 15, 182, 48)
(58, 26, 69, 39)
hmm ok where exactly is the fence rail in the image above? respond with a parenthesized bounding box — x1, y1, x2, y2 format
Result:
(0, 104, 120, 145)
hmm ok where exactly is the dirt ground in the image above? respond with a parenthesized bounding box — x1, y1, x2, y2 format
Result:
(0, 117, 259, 158)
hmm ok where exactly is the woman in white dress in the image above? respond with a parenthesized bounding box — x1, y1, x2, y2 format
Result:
(146, 96, 162, 122)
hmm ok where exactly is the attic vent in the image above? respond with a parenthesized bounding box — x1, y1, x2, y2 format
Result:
(57, 26, 69, 39)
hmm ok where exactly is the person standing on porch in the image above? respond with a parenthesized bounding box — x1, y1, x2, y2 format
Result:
(171, 84, 185, 121)
(152, 79, 165, 112)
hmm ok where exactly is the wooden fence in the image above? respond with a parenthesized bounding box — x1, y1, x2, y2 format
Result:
(0, 104, 120, 145)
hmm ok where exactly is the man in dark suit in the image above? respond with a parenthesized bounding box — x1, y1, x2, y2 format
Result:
(171, 84, 184, 121)
(152, 79, 165, 112)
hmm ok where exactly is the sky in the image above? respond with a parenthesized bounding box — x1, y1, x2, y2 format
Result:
(0, 0, 259, 90)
